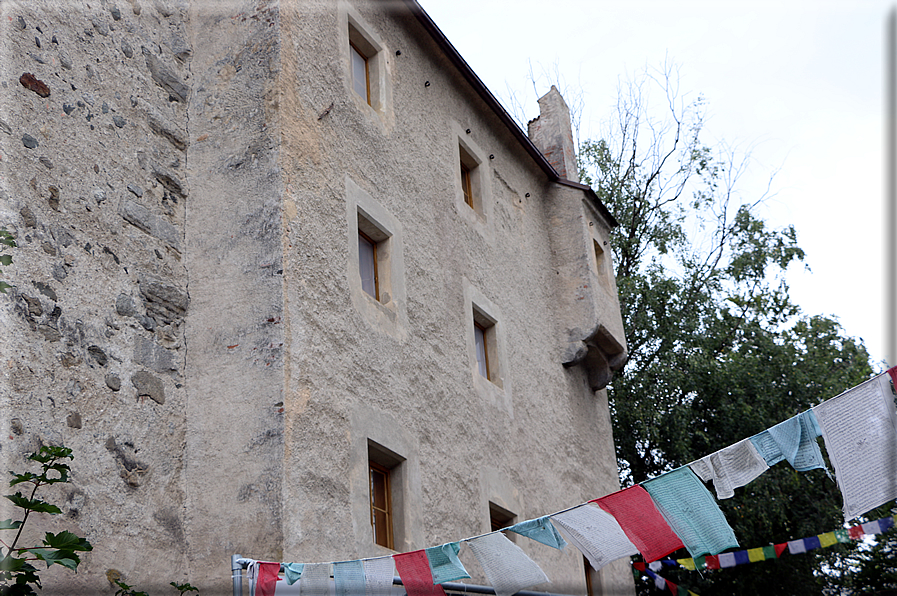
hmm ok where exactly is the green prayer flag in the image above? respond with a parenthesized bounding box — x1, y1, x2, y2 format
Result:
(762, 545, 777, 559)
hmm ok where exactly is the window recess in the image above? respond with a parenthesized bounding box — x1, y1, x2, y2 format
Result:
(350, 42, 371, 104)
(368, 440, 406, 551)
(369, 460, 393, 549)
(489, 501, 517, 533)
(357, 211, 391, 304)
(473, 307, 500, 386)
(347, 17, 385, 112)
(459, 144, 481, 213)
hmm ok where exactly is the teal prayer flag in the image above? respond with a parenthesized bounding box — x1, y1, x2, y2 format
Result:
(506, 516, 568, 550)
(642, 467, 738, 559)
(750, 411, 826, 472)
(283, 562, 304, 585)
(334, 560, 365, 596)
(425, 542, 469, 584)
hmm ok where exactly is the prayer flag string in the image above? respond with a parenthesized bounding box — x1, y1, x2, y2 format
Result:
(242, 367, 896, 596)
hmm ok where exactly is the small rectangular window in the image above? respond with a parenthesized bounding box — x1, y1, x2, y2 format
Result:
(357, 210, 391, 304)
(350, 42, 370, 104)
(472, 306, 500, 386)
(359, 230, 379, 300)
(593, 238, 611, 292)
(459, 144, 479, 212)
(489, 502, 516, 533)
(368, 440, 405, 551)
(369, 461, 393, 549)
(461, 161, 473, 208)
(475, 322, 489, 380)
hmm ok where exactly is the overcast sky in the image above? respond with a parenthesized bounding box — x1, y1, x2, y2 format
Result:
(421, 0, 895, 369)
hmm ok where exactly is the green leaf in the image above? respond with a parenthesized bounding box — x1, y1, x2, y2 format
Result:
(8, 472, 40, 487)
(0, 519, 22, 530)
(171, 582, 199, 594)
(24, 548, 80, 570)
(114, 579, 150, 596)
(0, 255, 11, 266)
(42, 531, 92, 551)
(29, 446, 72, 464)
(0, 229, 16, 247)
(3, 494, 62, 515)
(0, 554, 28, 572)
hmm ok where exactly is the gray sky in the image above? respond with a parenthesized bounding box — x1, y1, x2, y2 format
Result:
(421, 0, 893, 369)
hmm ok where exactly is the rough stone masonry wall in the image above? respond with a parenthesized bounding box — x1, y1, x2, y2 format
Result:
(0, 0, 193, 591)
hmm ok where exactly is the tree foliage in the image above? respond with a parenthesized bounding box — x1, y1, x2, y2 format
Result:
(580, 64, 883, 595)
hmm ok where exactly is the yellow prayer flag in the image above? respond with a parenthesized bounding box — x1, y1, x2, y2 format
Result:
(819, 532, 837, 548)
(678, 558, 696, 570)
(747, 548, 766, 562)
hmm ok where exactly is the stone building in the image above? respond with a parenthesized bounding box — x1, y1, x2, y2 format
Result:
(0, 1, 632, 594)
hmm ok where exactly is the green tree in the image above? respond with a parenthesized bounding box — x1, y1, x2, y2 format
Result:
(579, 65, 880, 595)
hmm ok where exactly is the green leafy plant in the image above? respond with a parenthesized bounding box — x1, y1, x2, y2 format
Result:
(0, 228, 15, 294)
(112, 578, 199, 595)
(113, 579, 149, 596)
(0, 445, 92, 596)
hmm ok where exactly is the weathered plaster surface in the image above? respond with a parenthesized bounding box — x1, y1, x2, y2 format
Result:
(1, 1, 634, 594)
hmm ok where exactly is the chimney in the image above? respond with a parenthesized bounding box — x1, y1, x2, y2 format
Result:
(527, 85, 577, 181)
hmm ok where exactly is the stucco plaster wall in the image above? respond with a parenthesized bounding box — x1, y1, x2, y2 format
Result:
(277, 1, 632, 594)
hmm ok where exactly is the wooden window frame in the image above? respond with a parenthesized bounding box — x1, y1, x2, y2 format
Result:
(350, 41, 371, 105)
(369, 460, 393, 549)
(458, 144, 480, 212)
(472, 303, 500, 385)
(461, 160, 473, 208)
(358, 229, 379, 301)
(474, 321, 490, 381)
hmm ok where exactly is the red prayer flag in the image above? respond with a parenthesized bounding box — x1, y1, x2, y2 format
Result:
(633, 562, 646, 571)
(704, 555, 720, 570)
(848, 525, 866, 540)
(774, 543, 789, 557)
(887, 366, 897, 388)
(593, 485, 685, 562)
(665, 579, 678, 594)
(256, 562, 280, 596)
(394, 550, 446, 596)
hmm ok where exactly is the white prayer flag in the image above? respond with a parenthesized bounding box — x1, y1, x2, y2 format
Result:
(813, 372, 897, 520)
(551, 505, 639, 572)
(689, 438, 769, 499)
(362, 558, 395, 596)
(300, 563, 332, 596)
(466, 532, 549, 596)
